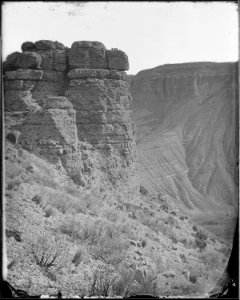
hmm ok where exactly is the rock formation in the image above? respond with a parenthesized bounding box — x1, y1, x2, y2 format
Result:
(131, 62, 238, 238)
(4, 40, 138, 197)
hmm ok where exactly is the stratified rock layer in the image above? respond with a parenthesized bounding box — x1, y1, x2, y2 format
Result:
(4, 40, 138, 197)
(131, 62, 238, 238)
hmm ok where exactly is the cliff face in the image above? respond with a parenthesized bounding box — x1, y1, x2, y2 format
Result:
(131, 62, 238, 236)
(4, 40, 139, 198)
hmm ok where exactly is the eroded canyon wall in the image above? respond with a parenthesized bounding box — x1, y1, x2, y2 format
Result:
(131, 62, 238, 236)
(4, 40, 139, 199)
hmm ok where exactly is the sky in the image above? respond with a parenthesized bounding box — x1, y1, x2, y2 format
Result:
(2, 1, 238, 74)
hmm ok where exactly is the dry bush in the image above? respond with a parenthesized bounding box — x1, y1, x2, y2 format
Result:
(100, 206, 119, 222)
(166, 215, 175, 226)
(59, 217, 82, 239)
(192, 225, 198, 231)
(89, 221, 129, 266)
(199, 251, 221, 269)
(120, 220, 137, 240)
(44, 205, 57, 218)
(32, 195, 43, 205)
(131, 268, 158, 296)
(72, 248, 85, 266)
(195, 238, 207, 251)
(6, 176, 23, 190)
(37, 190, 87, 214)
(29, 233, 67, 270)
(169, 231, 178, 244)
(189, 273, 197, 284)
(141, 216, 159, 232)
(180, 238, 187, 245)
(140, 185, 149, 195)
(88, 264, 118, 297)
(5, 162, 23, 179)
(112, 266, 136, 297)
(60, 217, 129, 266)
(180, 253, 187, 263)
(150, 253, 166, 273)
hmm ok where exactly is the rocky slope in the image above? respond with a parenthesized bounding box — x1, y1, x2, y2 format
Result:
(4, 40, 139, 200)
(131, 62, 238, 240)
(3, 43, 236, 297)
(4, 140, 230, 297)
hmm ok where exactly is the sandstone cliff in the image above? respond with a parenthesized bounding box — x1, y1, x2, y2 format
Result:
(4, 40, 139, 199)
(131, 62, 238, 238)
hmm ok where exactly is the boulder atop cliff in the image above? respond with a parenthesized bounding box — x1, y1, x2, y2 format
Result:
(4, 40, 129, 72)
(69, 41, 129, 70)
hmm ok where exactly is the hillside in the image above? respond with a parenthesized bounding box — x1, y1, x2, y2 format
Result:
(131, 62, 238, 241)
(4, 140, 231, 297)
(3, 42, 237, 297)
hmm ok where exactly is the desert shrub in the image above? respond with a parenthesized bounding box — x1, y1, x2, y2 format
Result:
(217, 245, 230, 256)
(32, 195, 43, 205)
(195, 230, 207, 241)
(199, 252, 221, 269)
(180, 238, 187, 245)
(90, 226, 129, 266)
(167, 215, 175, 226)
(160, 204, 169, 212)
(169, 231, 178, 244)
(38, 190, 87, 214)
(112, 266, 135, 297)
(62, 182, 81, 198)
(6, 176, 23, 190)
(158, 223, 169, 236)
(44, 205, 55, 218)
(100, 206, 119, 222)
(194, 228, 207, 251)
(113, 267, 157, 297)
(141, 216, 162, 234)
(30, 233, 67, 270)
(195, 238, 207, 251)
(180, 254, 187, 263)
(88, 264, 118, 297)
(189, 273, 197, 284)
(72, 248, 85, 266)
(131, 269, 158, 296)
(59, 217, 82, 239)
(6, 162, 23, 179)
(60, 217, 129, 266)
(192, 225, 198, 231)
(120, 221, 137, 240)
(140, 185, 149, 195)
(150, 253, 166, 273)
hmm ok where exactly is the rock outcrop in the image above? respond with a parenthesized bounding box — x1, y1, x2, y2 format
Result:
(4, 40, 138, 197)
(131, 62, 238, 238)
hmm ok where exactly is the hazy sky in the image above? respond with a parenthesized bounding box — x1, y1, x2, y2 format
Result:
(2, 1, 238, 74)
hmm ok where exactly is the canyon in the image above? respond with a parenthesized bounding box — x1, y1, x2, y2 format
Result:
(3, 41, 238, 297)
(131, 62, 238, 239)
